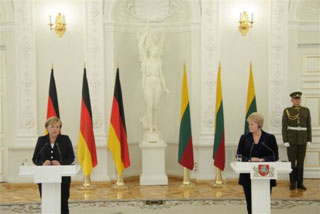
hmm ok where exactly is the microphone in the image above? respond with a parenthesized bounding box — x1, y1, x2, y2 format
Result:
(261, 142, 276, 161)
(35, 142, 49, 165)
(56, 142, 62, 164)
(249, 142, 254, 161)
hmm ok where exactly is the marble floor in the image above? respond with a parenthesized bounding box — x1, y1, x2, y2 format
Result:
(1, 177, 319, 204)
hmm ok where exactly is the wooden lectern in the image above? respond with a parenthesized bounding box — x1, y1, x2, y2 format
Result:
(19, 165, 80, 214)
(230, 162, 291, 214)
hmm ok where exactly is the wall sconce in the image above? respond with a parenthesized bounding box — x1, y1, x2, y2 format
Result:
(238, 11, 254, 36)
(49, 13, 66, 38)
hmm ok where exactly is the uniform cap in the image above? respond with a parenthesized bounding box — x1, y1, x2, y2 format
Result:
(290, 91, 302, 98)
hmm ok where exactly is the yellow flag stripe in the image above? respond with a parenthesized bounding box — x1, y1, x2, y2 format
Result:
(180, 65, 189, 120)
(78, 132, 93, 176)
(108, 125, 125, 175)
(246, 62, 255, 112)
(215, 64, 222, 114)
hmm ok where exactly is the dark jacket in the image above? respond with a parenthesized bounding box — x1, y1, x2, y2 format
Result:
(236, 131, 279, 187)
(32, 134, 75, 183)
(282, 106, 312, 145)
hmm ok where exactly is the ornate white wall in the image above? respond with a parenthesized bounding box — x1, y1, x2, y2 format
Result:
(0, 0, 319, 182)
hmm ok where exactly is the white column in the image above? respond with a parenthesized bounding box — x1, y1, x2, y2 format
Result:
(103, 0, 117, 180)
(268, 0, 289, 136)
(86, 0, 107, 144)
(14, 0, 38, 145)
(197, 0, 220, 180)
(86, 0, 110, 181)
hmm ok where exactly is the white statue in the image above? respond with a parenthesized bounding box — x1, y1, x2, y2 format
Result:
(138, 23, 169, 133)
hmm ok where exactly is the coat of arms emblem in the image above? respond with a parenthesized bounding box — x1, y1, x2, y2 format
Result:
(258, 164, 270, 176)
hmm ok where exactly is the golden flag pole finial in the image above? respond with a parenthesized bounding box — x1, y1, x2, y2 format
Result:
(84, 62, 86, 69)
(117, 62, 119, 69)
(51, 63, 54, 70)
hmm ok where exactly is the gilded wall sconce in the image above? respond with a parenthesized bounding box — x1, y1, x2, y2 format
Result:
(49, 13, 66, 38)
(238, 11, 254, 36)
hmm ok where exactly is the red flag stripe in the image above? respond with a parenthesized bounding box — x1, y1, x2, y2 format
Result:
(47, 97, 58, 118)
(110, 97, 130, 167)
(214, 133, 225, 170)
(179, 137, 194, 170)
(80, 99, 97, 167)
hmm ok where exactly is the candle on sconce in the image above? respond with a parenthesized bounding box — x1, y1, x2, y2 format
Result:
(251, 13, 254, 21)
(240, 13, 242, 20)
(63, 15, 65, 23)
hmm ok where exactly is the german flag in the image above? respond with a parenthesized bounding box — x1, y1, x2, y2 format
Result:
(213, 63, 225, 170)
(178, 65, 194, 170)
(78, 68, 97, 176)
(45, 68, 60, 134)
(244, 62, 257, 134)
(108, 68, 130, 176)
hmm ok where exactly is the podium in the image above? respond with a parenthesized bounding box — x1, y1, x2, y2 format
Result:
(19, 165, 80, 214)
(230, 162, 291, 214)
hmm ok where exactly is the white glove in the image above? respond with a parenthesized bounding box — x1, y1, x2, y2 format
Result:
(307, 142, 311, 147)
(284, 142, 290, 147)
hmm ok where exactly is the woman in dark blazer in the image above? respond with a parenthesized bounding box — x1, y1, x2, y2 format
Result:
(32, 117, 75, 214)
(236, 113, 279, 214)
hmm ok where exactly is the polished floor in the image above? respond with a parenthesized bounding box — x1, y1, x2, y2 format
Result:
(1, 177, 319, 204)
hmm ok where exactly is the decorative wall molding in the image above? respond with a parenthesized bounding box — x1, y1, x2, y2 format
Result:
(118, 0, 185, 22)
(200, 0, 219, 136)
(268, 0, 289, 134)
(86, 0, 106, 140)
(104, 22, 200, 33)
(14, 0, 37, 143)
(298, 0, 320, 21)
(0, 0, 14, 24)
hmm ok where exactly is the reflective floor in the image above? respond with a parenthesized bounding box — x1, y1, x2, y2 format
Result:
(0, 177, 319, 204)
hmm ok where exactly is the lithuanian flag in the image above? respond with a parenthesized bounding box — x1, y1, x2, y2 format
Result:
(244, 62, 257, 134)
(213, 64, 225, 170)
(45, 67, 60, 134)
(78, 68, 97, 176)
(178, 65, 194, 170)
(108, 68, 130, 176)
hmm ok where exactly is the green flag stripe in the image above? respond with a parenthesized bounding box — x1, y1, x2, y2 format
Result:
(244, 96, 257, 133)
(213, 103, 224, 157)
(178, 104, 192, 161)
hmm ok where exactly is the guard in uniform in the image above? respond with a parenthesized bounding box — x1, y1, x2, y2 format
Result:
(282, 92, 312, 190)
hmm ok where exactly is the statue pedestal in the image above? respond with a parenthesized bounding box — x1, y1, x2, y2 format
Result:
(139, 132, 168, 185)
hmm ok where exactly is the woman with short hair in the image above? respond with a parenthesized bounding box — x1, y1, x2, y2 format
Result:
(236, 113, 279, 214)
(32, 116, 75, 214)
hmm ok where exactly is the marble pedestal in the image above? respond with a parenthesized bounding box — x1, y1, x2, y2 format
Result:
(139, 132, 168, 185)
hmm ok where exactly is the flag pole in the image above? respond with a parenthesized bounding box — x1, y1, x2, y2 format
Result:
(211, 167, 226, 187)
(180, 167, 195, 188)
(79, 174, 95, 190)
(112, 172, 128, 189)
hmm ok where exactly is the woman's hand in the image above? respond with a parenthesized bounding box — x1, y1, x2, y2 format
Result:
(251, 157, 265, 162)
(51, 160, 61, 166)
(42, 160, 51, 166)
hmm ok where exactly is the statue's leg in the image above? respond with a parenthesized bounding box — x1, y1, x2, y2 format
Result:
(144, 79, 153, 132)
(152, 80, 162, 132)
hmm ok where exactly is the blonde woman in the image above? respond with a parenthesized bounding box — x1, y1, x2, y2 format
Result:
(32, 116, 75, 214)
(236, 113, 279, 214)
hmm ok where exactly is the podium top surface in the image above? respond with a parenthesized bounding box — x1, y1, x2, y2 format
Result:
(19, 165, 80, 177)
(230, 161, 292, 174)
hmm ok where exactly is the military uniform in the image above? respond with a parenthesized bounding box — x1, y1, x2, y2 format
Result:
(282, 92, 312, 190)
